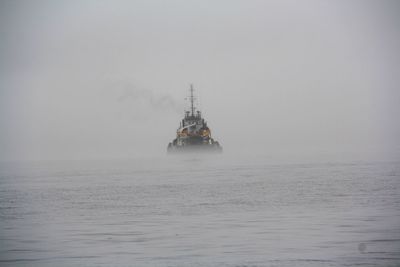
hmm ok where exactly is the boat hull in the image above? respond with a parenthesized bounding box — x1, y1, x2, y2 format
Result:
(167, 144, 222, 154)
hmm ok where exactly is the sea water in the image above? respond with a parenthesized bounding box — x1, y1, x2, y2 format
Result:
(0, 156, 399, 266)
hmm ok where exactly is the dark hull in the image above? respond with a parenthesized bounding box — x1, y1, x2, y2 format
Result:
(167, 144, 222, 154)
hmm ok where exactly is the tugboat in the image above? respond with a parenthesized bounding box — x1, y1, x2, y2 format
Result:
(167, 85, 222, 153)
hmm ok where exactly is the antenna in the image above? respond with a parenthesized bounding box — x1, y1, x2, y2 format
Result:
(190, 84, 195, 116)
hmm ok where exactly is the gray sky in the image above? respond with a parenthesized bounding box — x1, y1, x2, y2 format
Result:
(1, 0, 399, 161)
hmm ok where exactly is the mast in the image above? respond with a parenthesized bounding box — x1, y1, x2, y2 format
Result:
(190, 84, 195, 117)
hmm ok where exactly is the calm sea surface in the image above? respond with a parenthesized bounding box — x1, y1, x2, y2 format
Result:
(0, 156, 399, 266)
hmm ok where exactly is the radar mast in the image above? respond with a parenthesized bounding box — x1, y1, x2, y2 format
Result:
(190, 84, 195, 117)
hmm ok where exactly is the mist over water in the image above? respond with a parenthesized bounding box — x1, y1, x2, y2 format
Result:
(1, 0, 400, 266)
(1, 0, 400, 161)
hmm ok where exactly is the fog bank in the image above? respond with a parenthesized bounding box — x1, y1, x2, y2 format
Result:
(1, 0, 399, 161)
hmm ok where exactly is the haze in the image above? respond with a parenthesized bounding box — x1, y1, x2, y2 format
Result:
(1, 0, 399, 161)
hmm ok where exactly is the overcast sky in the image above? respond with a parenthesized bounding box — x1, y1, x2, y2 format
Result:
(0, 0, 399, 161)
